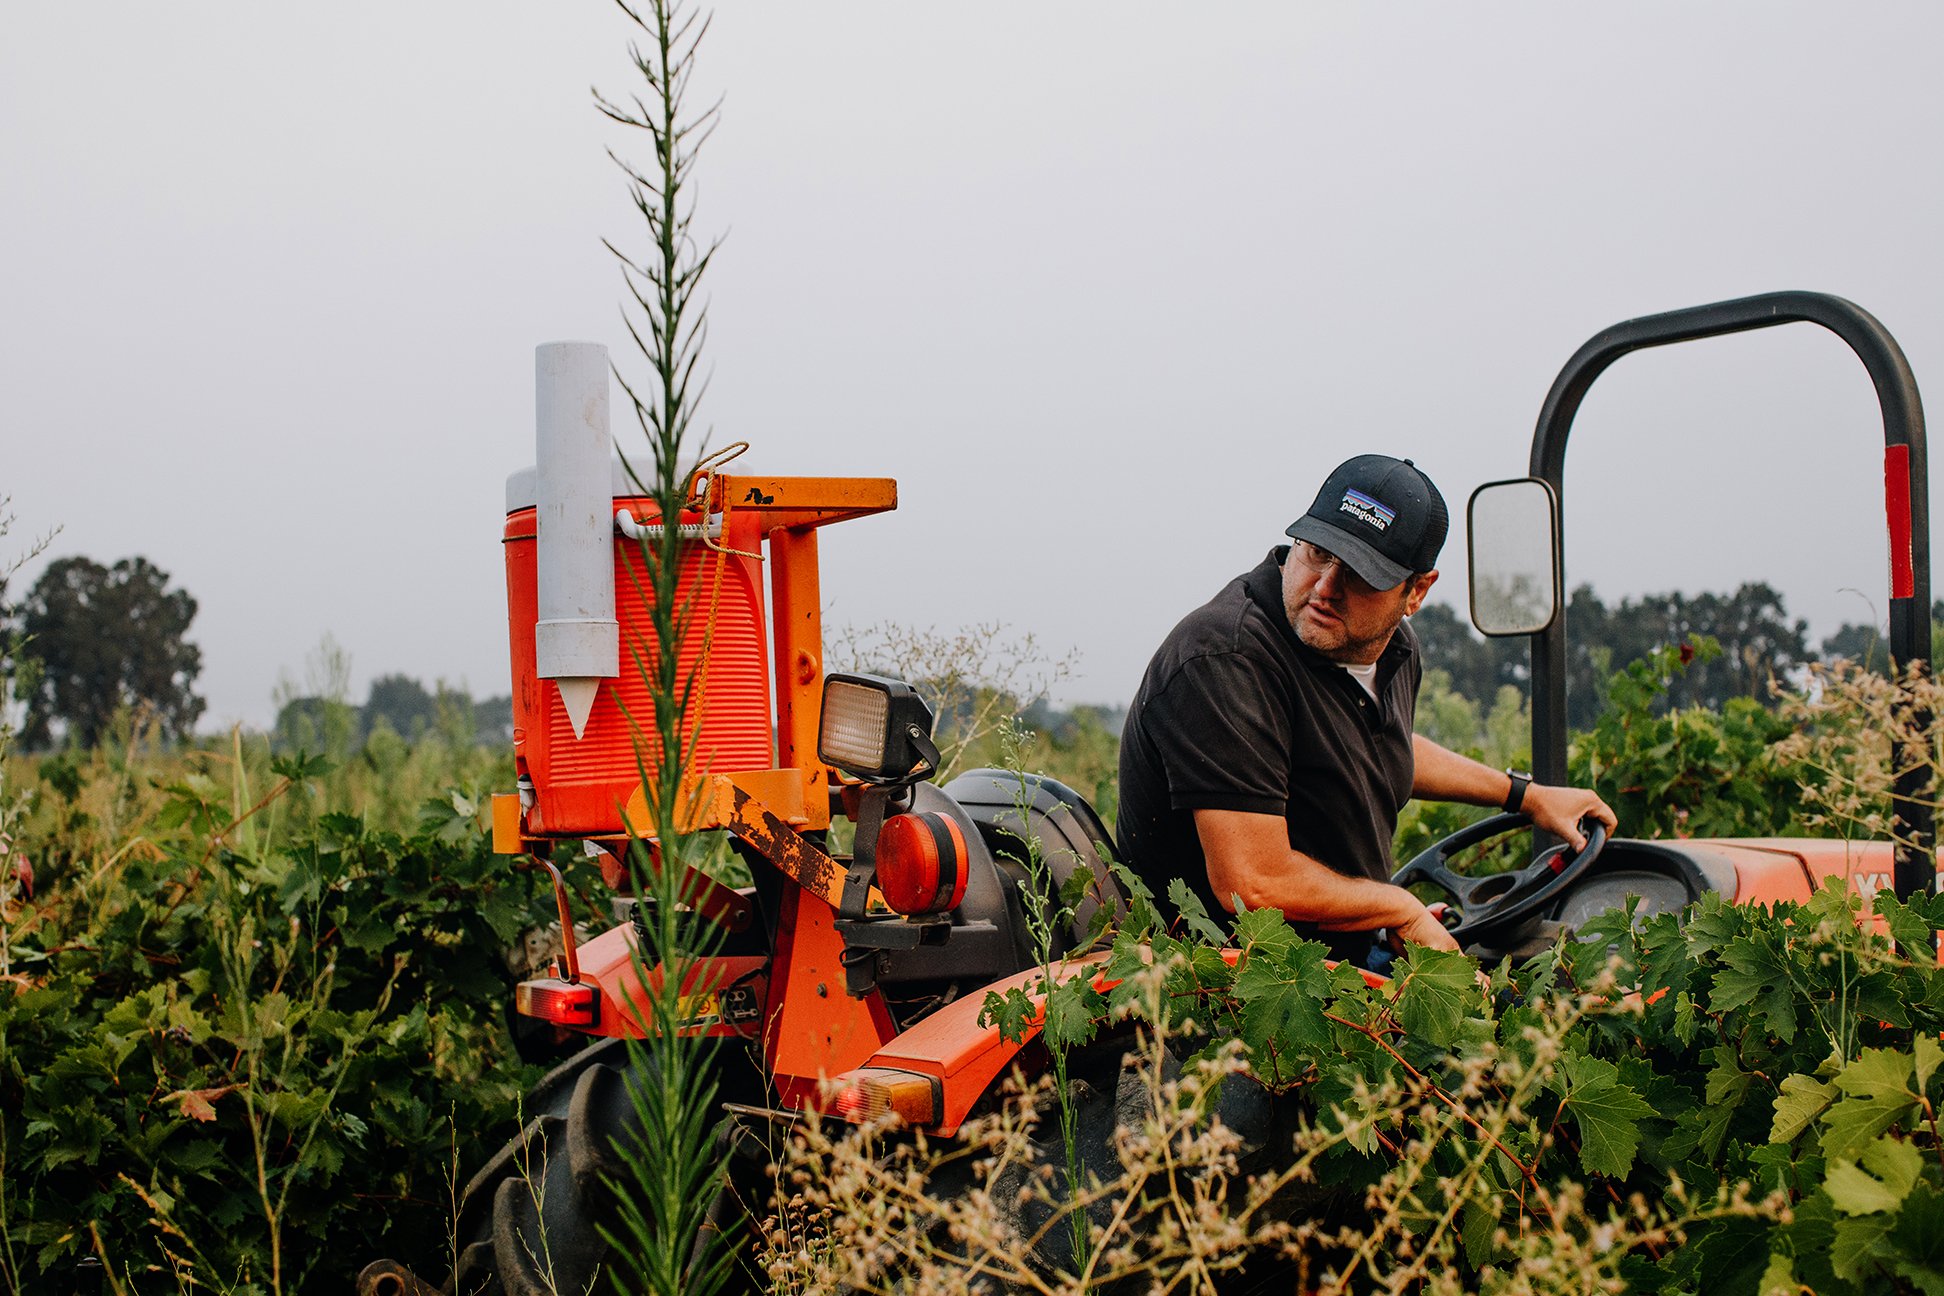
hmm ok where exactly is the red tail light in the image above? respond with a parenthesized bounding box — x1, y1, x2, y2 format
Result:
(875, 811, 969, 915)
(516, 978, 599, 1028)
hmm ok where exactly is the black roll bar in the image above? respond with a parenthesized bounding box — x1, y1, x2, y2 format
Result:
(1526, 291, 1933, 899)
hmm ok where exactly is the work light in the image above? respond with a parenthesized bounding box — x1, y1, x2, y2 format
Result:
(818, 673, 940, 784)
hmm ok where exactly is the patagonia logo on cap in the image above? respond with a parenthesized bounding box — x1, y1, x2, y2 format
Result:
(1339, 488, 1395, 531)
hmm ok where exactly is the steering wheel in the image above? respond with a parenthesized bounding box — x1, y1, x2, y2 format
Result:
(1389, 812, 1609, 950)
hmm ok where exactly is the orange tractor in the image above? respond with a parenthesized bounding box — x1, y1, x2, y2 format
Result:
(365, 291, 1931, 1295)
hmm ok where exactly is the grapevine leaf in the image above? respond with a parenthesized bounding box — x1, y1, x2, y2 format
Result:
(1829, 1212, 1895, 1284)
(1672, 990, 1700, 1047)
(1042, 975, 1104, 1050)
(1638, 910, 1691, 996)
(1772, 1073, 1838, 1144)
(1683, 894, 1745, 961)
(1555, 1053, 1654, 1178)
(1777, 1191, 1859, 1296)
(1747, 1140, 1812, 1196)
(1705, 1043, 1750, 1106)
(1231, 905, 1298, 961)
(1710, 933, 1797, 1043)
(1664, 1046, 1746, 1162)
(1890, 1181, 1944, 1293)
(1058, 864, 1094, 911)
(1686, 1216, 1774, 1294)
(1855, 973, 1913, 1029)
(1755, 1250, 1796, 1296)
(1461, 1192, 1499, 1268)
(979, 986, 1036, 1045)
(1824, 1136, 1922, 1216)
(1234, 937, 1332, 1084)
(1916, 1035, 1942, 1096)
(1168, 878, 1228, 946)
(1821, 1048, 1921, 1162)
(1109, 860, 1161, 936)
(1876, 891, 1931, 950)
(1392, 947, 1478, 1049)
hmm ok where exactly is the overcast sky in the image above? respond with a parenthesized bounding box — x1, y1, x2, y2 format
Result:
(5, 4, 1942, 728)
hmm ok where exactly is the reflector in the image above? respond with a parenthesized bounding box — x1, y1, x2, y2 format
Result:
(875, 810, 968, 915)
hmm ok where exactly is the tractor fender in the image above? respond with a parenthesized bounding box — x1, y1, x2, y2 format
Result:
(837, 951, 1115, 1135)
(834, 946, 1387, 1135)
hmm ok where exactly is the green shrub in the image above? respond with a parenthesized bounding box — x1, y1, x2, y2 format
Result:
(1568, 637, 1809, 839)
(0, 763, 594, 1293)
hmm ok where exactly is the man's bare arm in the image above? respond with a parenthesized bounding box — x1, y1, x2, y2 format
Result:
(1409, 734, 1617, 850)
(1193, 807, 1459, 952)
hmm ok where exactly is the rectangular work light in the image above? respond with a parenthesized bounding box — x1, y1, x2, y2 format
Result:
(818, 673, 938, 783)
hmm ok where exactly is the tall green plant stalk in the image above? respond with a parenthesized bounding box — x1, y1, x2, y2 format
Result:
(994, 719, 1092, 1271)
(595, 2, 735, 1293)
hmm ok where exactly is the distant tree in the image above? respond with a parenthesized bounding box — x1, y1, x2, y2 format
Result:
(15, 556, 204, 748)
(1821, 621, 1888, 671)
(1563, 582, 1807, 727)
(1819, 600, 1944, 675)
(473, 694, 515, 747)
(1408, 602, 1526, 703)
(364, 673, 440, 741)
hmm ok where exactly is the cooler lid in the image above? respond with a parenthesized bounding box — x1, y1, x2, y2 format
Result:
(505, 456, 660, 513)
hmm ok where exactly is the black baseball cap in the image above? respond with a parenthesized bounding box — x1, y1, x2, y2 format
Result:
(1284, 454, 1448, 591)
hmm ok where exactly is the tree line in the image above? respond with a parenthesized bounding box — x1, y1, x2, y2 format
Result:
(1, 554, 509, 751)
(1, 550, 1930, 751)
(1410, 581, 1937, 729)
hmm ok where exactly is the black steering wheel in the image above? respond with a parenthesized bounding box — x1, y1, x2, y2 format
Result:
(1389, 812, 1609, 950)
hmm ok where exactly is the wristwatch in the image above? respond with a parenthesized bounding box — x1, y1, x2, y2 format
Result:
(1502, 769, 1532, 814)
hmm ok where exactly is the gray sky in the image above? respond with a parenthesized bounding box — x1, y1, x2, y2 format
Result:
(5, 4, 1941, 729)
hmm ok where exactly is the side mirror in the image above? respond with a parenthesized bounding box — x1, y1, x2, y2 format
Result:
(1467, 478, 1560, 637)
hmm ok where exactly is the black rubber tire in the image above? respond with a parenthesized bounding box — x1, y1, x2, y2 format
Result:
(448, 1038, 642, 1296)
(448, 1038, 770, 1296)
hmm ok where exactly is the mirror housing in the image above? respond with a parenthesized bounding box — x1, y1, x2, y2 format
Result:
(1467, 478, 1560, 637)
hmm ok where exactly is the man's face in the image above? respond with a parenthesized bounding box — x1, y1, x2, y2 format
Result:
(1282, 539, 1438, 665)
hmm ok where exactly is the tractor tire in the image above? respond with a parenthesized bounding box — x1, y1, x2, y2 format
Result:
(448, 1038, 768, 1296)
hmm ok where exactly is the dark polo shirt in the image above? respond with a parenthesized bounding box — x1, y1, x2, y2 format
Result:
(1116, 547, 1420, 952)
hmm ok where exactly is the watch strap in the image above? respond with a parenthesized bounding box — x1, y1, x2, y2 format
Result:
(1502, 769, 1532, 814)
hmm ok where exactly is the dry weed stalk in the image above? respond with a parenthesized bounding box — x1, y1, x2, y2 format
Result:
(828, 622, 1078, 780)
(1776, 658, 1944, 854)
(762, 961, 1778, 1295)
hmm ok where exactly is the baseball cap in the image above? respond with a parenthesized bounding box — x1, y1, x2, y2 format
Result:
(1284, 454, 1448, 591)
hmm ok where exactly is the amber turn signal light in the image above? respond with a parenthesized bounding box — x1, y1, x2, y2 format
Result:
(875, 810, 969, 916)
(828, 1067, 943, 1126)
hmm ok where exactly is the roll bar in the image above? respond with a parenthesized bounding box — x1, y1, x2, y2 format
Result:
(1522, 291, 1933, 899)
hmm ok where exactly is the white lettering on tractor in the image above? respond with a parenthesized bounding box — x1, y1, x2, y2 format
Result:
(1852, 870, 1892, 903)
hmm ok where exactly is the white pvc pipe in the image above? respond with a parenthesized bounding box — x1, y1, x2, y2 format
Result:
(534, 342, 618, 737)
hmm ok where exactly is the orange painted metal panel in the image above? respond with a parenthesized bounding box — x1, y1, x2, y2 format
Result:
(710, 475, 897, 533)
(768, 527, 829, 830)
(491, 794, 524, 855)
(764, 887, 897, 1109)
(1690, 837, 1900, 909)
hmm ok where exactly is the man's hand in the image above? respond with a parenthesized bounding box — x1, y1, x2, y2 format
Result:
(1522, 783, 1618, 851)
(1393, 903, 1461, 953)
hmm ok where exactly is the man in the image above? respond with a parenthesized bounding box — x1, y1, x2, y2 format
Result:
(1117, 454, 1616, 958)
